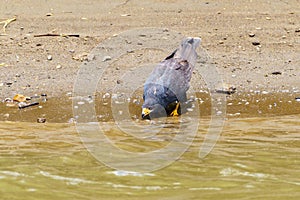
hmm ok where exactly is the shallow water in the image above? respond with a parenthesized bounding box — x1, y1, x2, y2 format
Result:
(1, 91, 300, 123)
(0, 114, 299, 200)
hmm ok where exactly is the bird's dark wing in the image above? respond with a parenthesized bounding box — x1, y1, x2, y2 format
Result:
(159, 58, 190, 102)
(144, 57, 191, 104)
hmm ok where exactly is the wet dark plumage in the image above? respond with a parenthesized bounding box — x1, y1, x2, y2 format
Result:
(142, 37, 201, 119)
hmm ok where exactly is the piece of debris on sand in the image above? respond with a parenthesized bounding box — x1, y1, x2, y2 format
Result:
(216, 84, 237, 95)
(0, 17, 16, 34)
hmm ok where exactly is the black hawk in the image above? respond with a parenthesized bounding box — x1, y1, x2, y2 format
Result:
(142, 37, 201, 119)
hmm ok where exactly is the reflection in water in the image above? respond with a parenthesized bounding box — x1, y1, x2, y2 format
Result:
(0, 115, 299, 199)
(76, 116, 199, 172)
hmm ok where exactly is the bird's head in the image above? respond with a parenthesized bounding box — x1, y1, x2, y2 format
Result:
(141, 98, 166, 120)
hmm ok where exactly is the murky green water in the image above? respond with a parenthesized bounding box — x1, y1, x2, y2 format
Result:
(0, 114, 299, 200)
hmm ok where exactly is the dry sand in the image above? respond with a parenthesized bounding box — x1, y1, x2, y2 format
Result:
(0, 0, 299, 121)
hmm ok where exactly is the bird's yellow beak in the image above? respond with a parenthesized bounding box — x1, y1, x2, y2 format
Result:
(142, 108, 151, 116)
(142, 108, 151, 119)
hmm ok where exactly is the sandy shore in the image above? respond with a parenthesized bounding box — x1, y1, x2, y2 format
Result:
(0, 0, 299, 120)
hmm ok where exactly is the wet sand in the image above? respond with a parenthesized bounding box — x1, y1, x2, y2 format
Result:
(0, 92, 299, 123)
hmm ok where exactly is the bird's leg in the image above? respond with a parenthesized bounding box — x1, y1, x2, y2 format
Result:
(170, 102, 180, 116)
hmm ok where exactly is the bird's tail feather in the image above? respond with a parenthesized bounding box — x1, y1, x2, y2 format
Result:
(175, 37, 201, 67)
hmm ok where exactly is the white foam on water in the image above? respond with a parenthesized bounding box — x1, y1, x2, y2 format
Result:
(107, 182, 165, 191)
(39, 171, 95, 185)
(220, 168, 270, 179)
(107, 170, 155, 177)
(0, 170, 27, 177)
(189, 187, 221, 191)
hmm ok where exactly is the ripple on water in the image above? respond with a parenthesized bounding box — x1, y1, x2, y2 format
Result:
(0, 114, 299, 199)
